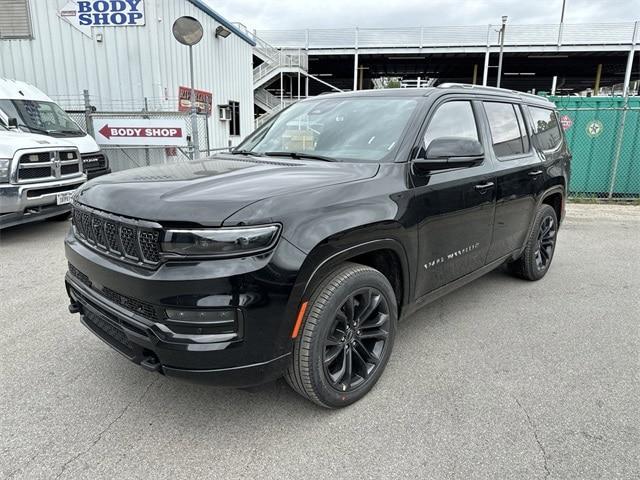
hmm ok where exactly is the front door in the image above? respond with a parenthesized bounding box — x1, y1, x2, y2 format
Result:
(410, 99, 497, 298)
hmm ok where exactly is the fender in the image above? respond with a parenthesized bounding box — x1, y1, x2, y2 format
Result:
(276, 229, 414, 343)
(519, 184, 566, 256)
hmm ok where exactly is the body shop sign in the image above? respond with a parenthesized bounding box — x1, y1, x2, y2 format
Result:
(60, 0, 145, 28)
(93, 118, 187, 146)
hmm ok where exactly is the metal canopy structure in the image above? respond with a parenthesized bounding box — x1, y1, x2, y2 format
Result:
(257, 22, 639, 54)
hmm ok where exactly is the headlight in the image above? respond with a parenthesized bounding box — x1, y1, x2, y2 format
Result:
(161, 225, 281, 257)
(0, 158, 10, 182)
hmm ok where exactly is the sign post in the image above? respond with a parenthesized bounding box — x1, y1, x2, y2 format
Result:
(172, 16, 204, 160)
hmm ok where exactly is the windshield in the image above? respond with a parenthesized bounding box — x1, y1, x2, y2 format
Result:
(238, 97, 419, 162)
(0, 99, 85, 137)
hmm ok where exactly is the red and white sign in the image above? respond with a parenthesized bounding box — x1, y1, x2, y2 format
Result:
(560, 115, 573, 131)
(92, 118, 188, 146)
(178, 86, 213, 115)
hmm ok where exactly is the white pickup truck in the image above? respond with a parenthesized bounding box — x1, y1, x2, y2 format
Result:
(0, 124, 85, 229)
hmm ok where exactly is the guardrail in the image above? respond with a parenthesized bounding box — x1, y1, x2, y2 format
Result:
(256, 22, 639, 50)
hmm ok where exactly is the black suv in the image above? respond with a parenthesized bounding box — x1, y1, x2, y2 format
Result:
(65, 85, 570, 408)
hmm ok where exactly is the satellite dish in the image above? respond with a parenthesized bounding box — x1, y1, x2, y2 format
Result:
(172, 16, 203, 46)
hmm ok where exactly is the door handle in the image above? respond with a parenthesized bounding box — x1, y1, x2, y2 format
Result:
(529, 170, 544, 176)
(474, 182, 495, 191)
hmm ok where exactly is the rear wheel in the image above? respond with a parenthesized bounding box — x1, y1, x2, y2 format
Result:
(507, 204, 558, 281)
(285, 263, 397, 408)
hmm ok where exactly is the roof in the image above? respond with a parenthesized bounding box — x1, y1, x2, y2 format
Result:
(0, 78, 51, 101)
(187, 0, 256, 46)
(303, 85, 554, 106)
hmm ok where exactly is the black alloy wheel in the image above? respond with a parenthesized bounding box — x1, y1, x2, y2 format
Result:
(322, 287, 390, 392)
(507, 204, 559, 281)
(285, 263, 397, 408)
(534, 214, 556, 271)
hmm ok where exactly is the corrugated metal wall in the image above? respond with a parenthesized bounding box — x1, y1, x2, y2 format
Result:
(0, 0, 254, 148)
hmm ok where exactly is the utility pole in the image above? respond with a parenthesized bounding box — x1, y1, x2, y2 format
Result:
(496, 16, 508, 89)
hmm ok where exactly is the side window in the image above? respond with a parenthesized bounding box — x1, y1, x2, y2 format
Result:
(529, 106, 562, 151)
(229, 101, 240, 137)
(423, 101, 478, 152)
(484, 102, 529, 158)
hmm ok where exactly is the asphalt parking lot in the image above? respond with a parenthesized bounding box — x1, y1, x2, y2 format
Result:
(1, 204, 638, 479)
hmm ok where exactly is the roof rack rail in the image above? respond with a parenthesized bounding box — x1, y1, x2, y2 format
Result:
(437, 83, 548, 103)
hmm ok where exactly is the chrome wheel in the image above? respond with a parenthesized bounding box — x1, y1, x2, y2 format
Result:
(322, 287, 390, 392)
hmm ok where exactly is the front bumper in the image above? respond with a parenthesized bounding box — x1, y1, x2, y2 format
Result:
(64, 229, 306, 386)
(0, 176, 85, 228)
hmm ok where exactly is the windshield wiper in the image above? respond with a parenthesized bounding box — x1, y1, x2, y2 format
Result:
(229, 149, 264, 157)
(17, 124, 50, 135)
(263, 151, 336, 162)
(50, 129, 83, 135)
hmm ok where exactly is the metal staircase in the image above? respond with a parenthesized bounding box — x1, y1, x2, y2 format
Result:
(234, 23, 309, 120)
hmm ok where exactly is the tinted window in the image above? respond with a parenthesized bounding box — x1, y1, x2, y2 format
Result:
(529, 106, 562, 151)
(484, 102, 528, 158)
(423, 101, 478, 151)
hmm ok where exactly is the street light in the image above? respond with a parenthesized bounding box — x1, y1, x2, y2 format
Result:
(496, 15, 508, 88)
(172, 16, 204, 160)
(215, 26, 231, 38)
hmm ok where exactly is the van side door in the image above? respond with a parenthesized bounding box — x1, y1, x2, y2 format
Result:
(480, 101, 543, 263)
(409, 98, 497, 298)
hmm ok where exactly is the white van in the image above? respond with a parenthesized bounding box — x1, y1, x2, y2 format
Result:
(0, 78, 110, 180)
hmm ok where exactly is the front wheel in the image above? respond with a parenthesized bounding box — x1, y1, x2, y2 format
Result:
(285, 263, 397, 408)
(507, 204, 558, 281)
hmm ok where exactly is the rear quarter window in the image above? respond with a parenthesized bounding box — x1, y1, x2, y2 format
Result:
(529, 106, 563, 151)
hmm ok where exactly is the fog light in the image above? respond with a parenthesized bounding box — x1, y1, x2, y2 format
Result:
(165, 308, 235, 325)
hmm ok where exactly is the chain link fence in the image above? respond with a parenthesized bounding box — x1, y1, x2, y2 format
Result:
(551, 96, 640, 200)
(62, 91, 222, 172)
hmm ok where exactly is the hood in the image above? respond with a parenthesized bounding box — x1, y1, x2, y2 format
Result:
(0, 130, 75, 158)
(75, 155, 379, 226)
(60, 133, 101, 155)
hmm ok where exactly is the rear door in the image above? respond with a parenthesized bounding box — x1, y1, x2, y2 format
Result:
(410, 98, 497, 297)
(480, 101, 543, 262)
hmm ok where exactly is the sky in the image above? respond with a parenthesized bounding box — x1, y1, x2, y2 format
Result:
(207, 0, 639, 31)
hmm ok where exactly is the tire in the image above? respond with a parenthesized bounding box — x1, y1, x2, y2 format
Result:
(507, 204, 558, 281)
(47, 211, 72, 222)
(285, 262, 397, 408)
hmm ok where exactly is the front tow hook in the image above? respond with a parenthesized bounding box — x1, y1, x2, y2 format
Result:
(68, 302, 83, 314)
(140, 356, 161, 372)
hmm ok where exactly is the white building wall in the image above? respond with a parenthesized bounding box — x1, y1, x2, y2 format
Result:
(0, 0, 254, 150)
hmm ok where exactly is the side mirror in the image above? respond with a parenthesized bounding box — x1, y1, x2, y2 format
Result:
(413, 137, 484, 174)
(7, 117, 18, 129)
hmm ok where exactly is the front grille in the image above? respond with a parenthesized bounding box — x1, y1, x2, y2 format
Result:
(17, 150, 81, 182)
(68, 263, 158, 321)
(81, 153, 107, 171)
(19, 152, 50, 164)
(61, 164, 80, 176)
(83, 308, 136, 357)
(26, 182, 83, 198)
(19, 166, 52, 180)
(101, 286, 158, 320)
(72, 203, 162, 267)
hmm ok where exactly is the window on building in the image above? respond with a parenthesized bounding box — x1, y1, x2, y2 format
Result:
(229, 101, 240, 136)
(423, 101, 479, 151)
(0, 0, 32, 39)
(529, 106, 562, 151)
(484, 102, 529, 158)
